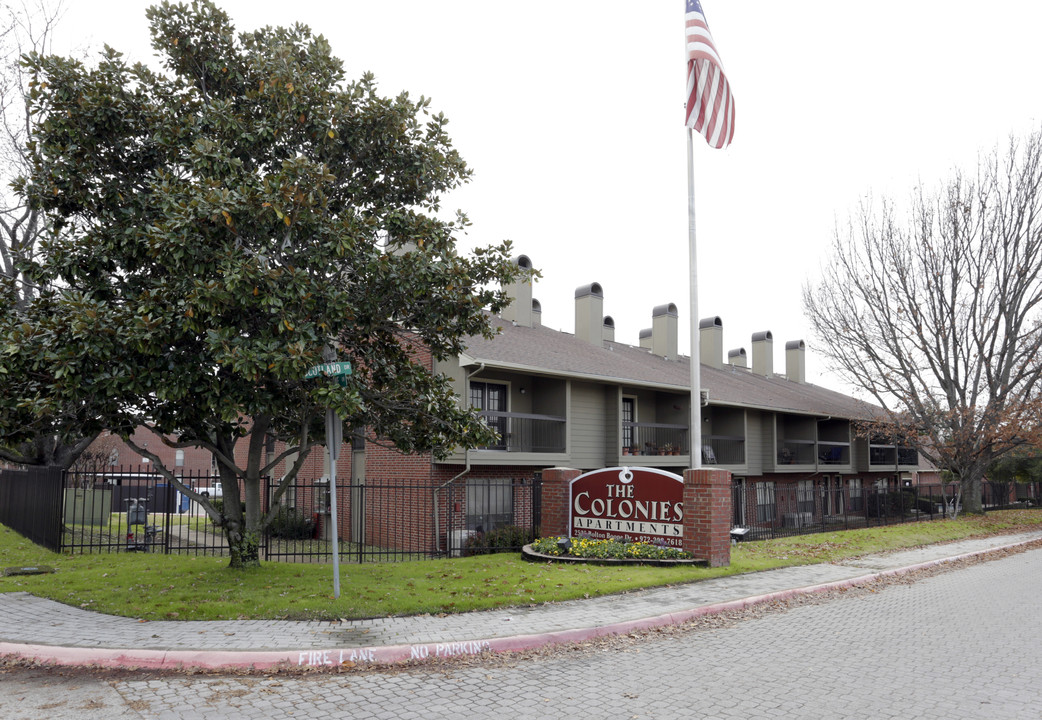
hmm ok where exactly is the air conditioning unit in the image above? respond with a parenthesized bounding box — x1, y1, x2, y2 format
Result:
(783, 512, 814, 528)
(448, 529, 476, 557)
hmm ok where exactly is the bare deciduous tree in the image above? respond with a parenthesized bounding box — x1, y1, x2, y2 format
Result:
(0, 0, 61, 310)
(804, 130, 1042, 513)
(0, 0, 100, 468)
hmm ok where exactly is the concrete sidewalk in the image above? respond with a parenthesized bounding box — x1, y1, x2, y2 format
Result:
(2, 531, 1041, 672)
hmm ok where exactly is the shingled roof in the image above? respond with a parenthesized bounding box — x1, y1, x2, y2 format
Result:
(460, 316, 883, 421)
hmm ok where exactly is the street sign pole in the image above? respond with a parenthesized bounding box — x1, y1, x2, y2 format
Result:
(305, 357, 352, 601)
(326, 408, 343, 600)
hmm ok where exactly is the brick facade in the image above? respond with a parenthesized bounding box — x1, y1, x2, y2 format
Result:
(79, 428, 213, 476)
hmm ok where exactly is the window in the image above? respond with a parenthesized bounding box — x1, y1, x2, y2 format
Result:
(622, 397, 636, 450)
(466, 477, 514, 532)
(470, 381, 508, 449)
(755, 481, 776, 523)
(175, 449, 185, 467)
(829, 476, 844, 515)
(282, 480, 297, 510)
(797, 479, 815, 514)
(848, 478, 863, 512)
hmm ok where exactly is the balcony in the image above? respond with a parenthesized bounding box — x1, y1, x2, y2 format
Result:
(623, 422, 688, 457)
(817, 442, 850, 465)
(777, 439, 816, 465)
(897, 446, 918, 466)
(703, 435, 745, 465)
(477, 411, 566, 453)
(869, 443, 896, 467)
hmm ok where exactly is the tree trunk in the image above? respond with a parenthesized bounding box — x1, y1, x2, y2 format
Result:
(226, 524, 261, 569)
(961, 473, 984, 514)
(213, 450, 262, 569)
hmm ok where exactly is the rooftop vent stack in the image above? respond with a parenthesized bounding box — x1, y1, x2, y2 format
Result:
(574, 283, 605, 347)
(727, 347, 748, 368)
(603, 315, 615, 343)
(386, 231, 415, 256)
(785, 340, 806, 383)
(751, 330, 774, 377)
(501, 255, 534, 327)
(639, 328, 653, 349)
(699, 316, 724, 369)
(652, 303, 679, 361)
(531, 298, 542, 327)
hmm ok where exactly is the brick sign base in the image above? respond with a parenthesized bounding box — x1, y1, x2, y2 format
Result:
(540, 466, 731, 567)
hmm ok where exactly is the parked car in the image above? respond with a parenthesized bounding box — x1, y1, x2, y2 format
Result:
(196, 482, 223, 499)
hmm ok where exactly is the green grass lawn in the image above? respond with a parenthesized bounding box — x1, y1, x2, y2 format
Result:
(3, 510, 1041, 622)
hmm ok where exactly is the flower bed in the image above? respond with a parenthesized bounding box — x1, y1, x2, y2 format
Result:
(524, 536, 702, 566)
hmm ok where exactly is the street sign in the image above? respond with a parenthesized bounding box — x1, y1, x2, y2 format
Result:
(305, 361, 352, 379)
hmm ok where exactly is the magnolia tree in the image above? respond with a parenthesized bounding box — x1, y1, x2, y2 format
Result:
(12, 0, 520, 566)
(804, 130, 1042, 514)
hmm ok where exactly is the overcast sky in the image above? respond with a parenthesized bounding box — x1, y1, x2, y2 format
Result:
(53, 1, 1042, 395)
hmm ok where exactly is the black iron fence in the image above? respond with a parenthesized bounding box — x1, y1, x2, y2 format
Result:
(731, 480, 1042, 541)
(0, 466, 64, 551)
(1, 467, 542, 562)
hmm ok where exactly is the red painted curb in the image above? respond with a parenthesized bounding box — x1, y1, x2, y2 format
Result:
(1, 538, 1035, 672)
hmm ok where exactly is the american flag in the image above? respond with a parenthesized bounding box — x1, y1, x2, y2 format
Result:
(685, 0, 734, 149)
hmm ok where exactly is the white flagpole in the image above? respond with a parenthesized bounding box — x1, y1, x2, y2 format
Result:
(687, 126, 702, 470)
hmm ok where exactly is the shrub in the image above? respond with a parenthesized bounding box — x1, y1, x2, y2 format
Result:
(209, 498, 246, 524)
(865, 490, 916, 517)
(463, 525, 535, 555)
(266, 506, 316, 540)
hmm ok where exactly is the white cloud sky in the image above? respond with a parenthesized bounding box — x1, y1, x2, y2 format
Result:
(54, 1, 1042, 395)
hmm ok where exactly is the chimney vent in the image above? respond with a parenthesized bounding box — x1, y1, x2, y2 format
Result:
(501, 255, 535, 327)
(531, 298, 542, 327)
(785, 339, 806, 383)
(652, 303, 679, 361)
(699, 316, 723, 369)
(639, 328, 653, 349)
(751, 330, 774, 376)
(575, 283, 605, 347)
(603, 315, 615, 343)
(727, 347, 747, 368)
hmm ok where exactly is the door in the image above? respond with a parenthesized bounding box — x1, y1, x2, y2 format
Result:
(470, 381, 508, 448)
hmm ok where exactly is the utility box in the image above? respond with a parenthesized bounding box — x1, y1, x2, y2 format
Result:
(314, 478, 333, 540)
(64, 487, 112, 526)
(126, 498, 148, 526)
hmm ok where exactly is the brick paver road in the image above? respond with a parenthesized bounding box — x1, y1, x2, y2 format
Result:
(4, 547, 1042, 719)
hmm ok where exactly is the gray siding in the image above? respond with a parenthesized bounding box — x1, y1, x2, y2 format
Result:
(759, 411, 776, 472)
(852, 437, 869, 473)
(570, 381, 608, 470)
(746, 410, 763, 475)
(605, 386, 620, 459)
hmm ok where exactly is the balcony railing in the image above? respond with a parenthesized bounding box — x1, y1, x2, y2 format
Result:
(478, 411, 566, 453)
(623, 422, 688, 457)
(777, 439, 816, 465)
(703, 435, 745, 465)
(817, 442, 850, 465)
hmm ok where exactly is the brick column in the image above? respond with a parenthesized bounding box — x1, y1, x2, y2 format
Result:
(539, 467, 581, 538)
(683, 468, 732, 567)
